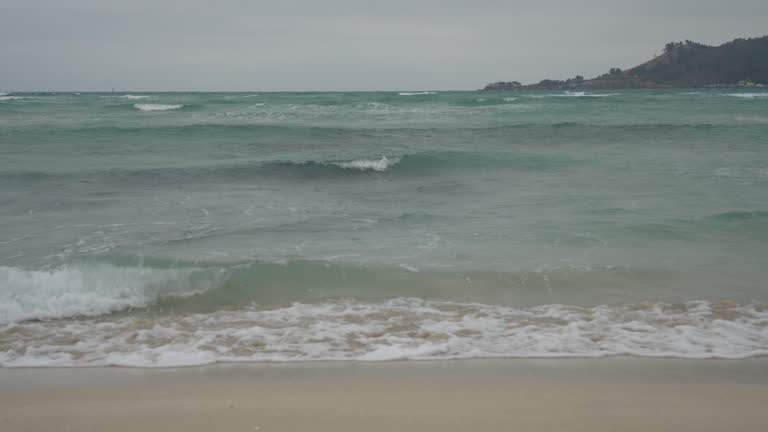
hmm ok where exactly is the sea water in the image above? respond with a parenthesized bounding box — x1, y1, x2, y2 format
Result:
(1, 90, 767, 366)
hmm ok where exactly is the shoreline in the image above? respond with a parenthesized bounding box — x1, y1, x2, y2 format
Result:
(3, 358, 768, 431)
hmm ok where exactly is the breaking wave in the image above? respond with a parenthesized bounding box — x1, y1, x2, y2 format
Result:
(251, 151, 563, 179)
(2, 259, 767, 367)
(725, 93, 768, 99)
(334, 156, 401, 171)
(133, 103, 184, 111)
(529, 92, 619, 99)
(0, 264, 220, 323)
(121, 95, 152, 100)
(399, 91, 437, 96)
(1, 298, 766, 367)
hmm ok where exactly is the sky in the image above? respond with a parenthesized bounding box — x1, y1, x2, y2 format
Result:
(1, 0, 767, 91)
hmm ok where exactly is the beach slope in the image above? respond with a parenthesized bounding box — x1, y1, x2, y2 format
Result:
(2, 359, 768, 432)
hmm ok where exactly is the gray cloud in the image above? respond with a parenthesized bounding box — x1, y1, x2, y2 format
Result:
(1, 1, 767, 91)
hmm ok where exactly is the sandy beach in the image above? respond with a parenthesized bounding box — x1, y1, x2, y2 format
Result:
(2, 358, 768, 432)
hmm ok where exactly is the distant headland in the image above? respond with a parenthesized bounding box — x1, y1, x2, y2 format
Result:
(483, 35, 768, 90)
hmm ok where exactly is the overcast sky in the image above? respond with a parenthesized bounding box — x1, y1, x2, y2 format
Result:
(1, 0, 766, 91)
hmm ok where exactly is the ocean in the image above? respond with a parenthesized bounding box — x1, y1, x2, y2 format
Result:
(1, 89, 767, 367)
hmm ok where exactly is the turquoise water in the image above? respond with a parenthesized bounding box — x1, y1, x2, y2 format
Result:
(1, 90, 767, 366)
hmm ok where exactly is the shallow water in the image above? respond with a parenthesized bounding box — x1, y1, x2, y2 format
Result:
(1, 89, 767, 366)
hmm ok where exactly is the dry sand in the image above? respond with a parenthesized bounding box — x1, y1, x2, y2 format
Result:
(2, 358, 768, 432)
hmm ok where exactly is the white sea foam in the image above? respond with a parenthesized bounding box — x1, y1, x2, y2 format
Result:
(0, 265, 217, 324)
(503, 97, 517, 102)
(0, 96, 26, 101)
(133, 103, 184, 111)
(725, 93, 768, 99)
(358, 102, 395, 113)
(0, 92, 7, 96)
(529, 92, 618, 99)
(334, 156, 401, 172)
(121, 95, 152, 100)
(563, 91, 619, 98)
(1, 298, 766, 367)
(399, 91, 437, 96)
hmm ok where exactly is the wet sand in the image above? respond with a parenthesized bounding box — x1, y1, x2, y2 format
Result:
(2, 358, 768, 432)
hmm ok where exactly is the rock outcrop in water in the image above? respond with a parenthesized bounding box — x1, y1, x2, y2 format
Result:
(484, 35, 768, 90)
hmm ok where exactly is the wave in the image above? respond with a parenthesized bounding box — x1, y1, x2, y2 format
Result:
(121, 94, 151, 100)
(725, 93, 768, 99)
(399, 91, 437, 96)
(2, 258, 767, 367)
(529, 92, 619, 99)
(4, 120, 760, 143)
(244, 151, 564, 179)
(706, 210, 768, 221)
(0, 96, 27, 102)
(451, 97, 521, 107)
(133, 103, 184, 111)
(621, 209, 768, 243)
(1, 298, 766, 367)
(0, 150, 582, 184)
(334, 156, 400, 171)
(0, 258, 690, 324)
(0, 264, 221, 324)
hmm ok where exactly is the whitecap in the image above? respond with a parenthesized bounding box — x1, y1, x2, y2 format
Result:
(529, 92, 618, 99)
(134, 103, 184, 111)
(0, 264, 217, 324)
(121, 94, 152, 100)
(334, 156, 400, 172)
(725, 93, 768, 99)
(563, 91, 619, 98)
(399, 91, 437, 96)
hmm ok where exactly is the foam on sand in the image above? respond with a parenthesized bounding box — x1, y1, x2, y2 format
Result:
(1, 298, 766, 367)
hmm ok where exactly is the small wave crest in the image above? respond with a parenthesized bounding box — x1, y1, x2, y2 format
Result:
(725, 93, 768, 99)
(399, 91, 437, 96)
(334, 156, 400, 172)
(1, 298, 766, 367)
(121, 94, 151, 100)
(133, 103, 184, 111)
(529, 92, 618, 99)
